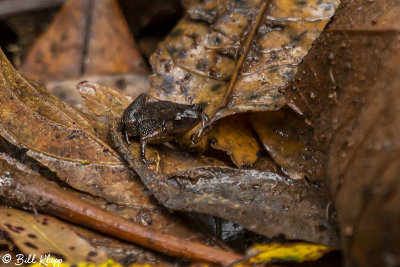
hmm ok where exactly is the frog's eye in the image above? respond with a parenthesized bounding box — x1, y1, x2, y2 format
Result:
(174, 115, 182, 120)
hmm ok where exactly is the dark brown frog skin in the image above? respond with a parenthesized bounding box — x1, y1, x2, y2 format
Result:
(121, 93, 208, 164)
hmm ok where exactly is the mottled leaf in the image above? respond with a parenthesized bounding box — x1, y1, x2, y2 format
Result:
(0, 208, 108, 264)
(149, 0, 340, 138)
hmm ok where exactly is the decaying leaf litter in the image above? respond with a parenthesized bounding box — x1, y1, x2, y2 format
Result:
(0, 0, 346, 265)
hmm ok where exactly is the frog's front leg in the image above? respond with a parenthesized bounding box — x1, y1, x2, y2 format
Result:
(139, 139, 150, 164)
(190, 111, 209, 144)
(200, 110, 209, 128)
(139, 130, 163, 165)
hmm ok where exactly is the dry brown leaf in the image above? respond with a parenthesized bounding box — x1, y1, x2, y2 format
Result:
(83, 0, 147, 76)
(18, 0, 89, 82)
(0, 208, 108, 264)
(19, 0, 147, 84)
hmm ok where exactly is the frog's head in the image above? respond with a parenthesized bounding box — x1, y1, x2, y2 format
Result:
(166, 104, 208, 135)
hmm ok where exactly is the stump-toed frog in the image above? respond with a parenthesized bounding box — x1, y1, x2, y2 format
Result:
(120, 93, 208, 164)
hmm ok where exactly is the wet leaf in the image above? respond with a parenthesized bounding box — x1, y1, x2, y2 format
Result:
(162, 167, 339, 246)
(237, 242, 333, 265)
(19, 0, 147, 84)
(251, 110, 324, 180)
(149, 0, 340, 140)
(0, 208, 108, 264)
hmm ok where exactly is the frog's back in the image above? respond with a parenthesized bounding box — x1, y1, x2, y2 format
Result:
(141, 101, 190, 121)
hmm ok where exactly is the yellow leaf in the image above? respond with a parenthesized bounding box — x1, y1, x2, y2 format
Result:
(236, 242, 333, 266)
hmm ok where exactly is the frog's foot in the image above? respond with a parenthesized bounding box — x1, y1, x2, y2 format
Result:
(140, 140, 158, 166)
(141, 157, 158, 166)
(190, 131, 201, 144)
(124, 131, 131, 144)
